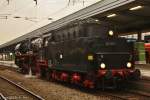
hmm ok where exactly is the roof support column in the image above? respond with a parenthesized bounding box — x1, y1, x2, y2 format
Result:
(137, 30, 142, 41)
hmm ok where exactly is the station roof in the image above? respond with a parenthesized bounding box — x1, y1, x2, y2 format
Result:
(0, 0, 150, 49)
(93, 0, 150, 35)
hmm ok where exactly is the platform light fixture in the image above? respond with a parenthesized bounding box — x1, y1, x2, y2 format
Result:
(10, 53, 13, 56)
(95, 19, 99, 22)
(129, 6, 143, 11)
(107, 13, 117, 18)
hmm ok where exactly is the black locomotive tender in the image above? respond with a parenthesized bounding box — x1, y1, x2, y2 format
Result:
(15, 18, 141, 89)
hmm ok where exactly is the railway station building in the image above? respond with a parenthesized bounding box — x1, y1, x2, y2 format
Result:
(0, 0, 150, 64)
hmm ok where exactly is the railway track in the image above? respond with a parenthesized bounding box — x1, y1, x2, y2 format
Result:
(102, 90, 150, 100)
(0, 93, 7, 100)
(0, 76, 44, 100)
(127, 79, 150, 94)
(100, 79, 150, 100)
(0, 65, 150, 100)
(58, 81, 150, 100)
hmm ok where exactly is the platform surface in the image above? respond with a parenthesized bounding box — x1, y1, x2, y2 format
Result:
(136, 64, 150, 77)
(0, 61, 18, 68)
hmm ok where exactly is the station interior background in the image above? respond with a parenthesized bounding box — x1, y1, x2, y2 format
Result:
(0, 0, 150, 65)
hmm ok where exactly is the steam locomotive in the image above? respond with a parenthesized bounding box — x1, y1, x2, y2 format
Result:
(15, 18, 141, 89)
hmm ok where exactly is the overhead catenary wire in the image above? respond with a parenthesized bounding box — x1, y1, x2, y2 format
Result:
(0, 0, 54, 20)
(13, 0, 86, 22)
(0, 0, 85, 20)
(0, 0, 34, 19)
(0, 0, 93, 30)
(19, 0, 69, 24)
(0, 0, 44, 21)
(15, 0, 71, 37)
(21, 0, 90, 31)
(35, 0, 86, 23)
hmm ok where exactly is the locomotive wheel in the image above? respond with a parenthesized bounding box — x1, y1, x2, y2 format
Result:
(21, 65, 28, 74)
(71, 73, 82, 85)
(40, 67, 50, 80)
(83, 79, 95, 89)
(83, 72, 96, 89)
(133, 69, 141, 80)
(44, 68, 50, 80)
(40, 67, 46, 79)
(46, 72, 50, 80)
(113, 76, 125, 90)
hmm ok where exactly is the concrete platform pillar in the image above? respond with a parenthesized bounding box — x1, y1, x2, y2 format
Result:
(137, 31, 142, 42)
(135, 31, 146, 64)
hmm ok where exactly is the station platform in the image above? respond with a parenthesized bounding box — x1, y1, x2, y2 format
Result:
(0, 61, 18, 68)
(0, 60, 149, 78)
(136, 64, 150, 78)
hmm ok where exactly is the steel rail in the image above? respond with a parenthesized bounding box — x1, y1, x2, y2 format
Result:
(103, 92, 130, 100)
(126, 90, 150, 97)
(0, 93, 7, 100)
(0, 76, 45, 100)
